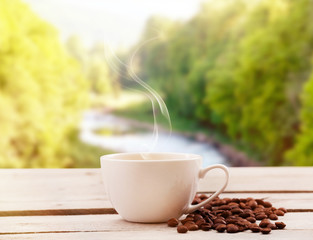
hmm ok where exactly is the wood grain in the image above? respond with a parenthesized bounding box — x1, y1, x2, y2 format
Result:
(0, 168, 312, 240)
(0, 213, 312, 240)
(1, 192, 312, 216)
(1, 168, 313, 213)
(1, 230, 313, 240)
(0, 213, 309, 234)
(199, 167, 313, 192)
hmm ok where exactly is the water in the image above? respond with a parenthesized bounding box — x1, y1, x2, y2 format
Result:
(80, 110, 226, 167)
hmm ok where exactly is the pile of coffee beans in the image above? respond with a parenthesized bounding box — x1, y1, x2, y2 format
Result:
(167, 195, 287, 234)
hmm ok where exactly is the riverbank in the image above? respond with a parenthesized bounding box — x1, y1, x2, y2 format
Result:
(180, 132, 261, 167)
(113, 101, 261, 167)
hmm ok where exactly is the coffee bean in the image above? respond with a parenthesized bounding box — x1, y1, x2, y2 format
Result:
(216, 224, 227, 232)
(183, 221, 195, 227)
(246, 217, 256, 223)
(221, 210, 231, 218)
(278, 207, 287, 213)
(204, 217, 213, 225)
(263, 201, 272, 208)
(204, 203, 212, 210)
(202, 209, 211, 216)
(275, 210, 285, 216)
(177, 225, 188, 233)
(254, 206, 264, 212)
(213, 223, 222, 229)
(212, 200, 222, 206)
(214, 218, 226, 225)
(239, 212, 250, 218)
(236, 219, 249, 228)
(226, 216, 238, 224)
(231, 208, 243, 215)
(231, 198, 240, 203)
(219, 205, 231, 211)
(250, 226, 261, 232)
(229, 202, 239, 208)
(239, 202, 246, 209)
(193, 214, 203, 221)
(275, 222, 286, 229)
(248, 200, 258, 209)
(256, 214, 267, 220)
(215, 209, 225, 215)
(187, 224, 199, 231)
(255, 199, 265, 205)
(259, 219, 270, 228)
(226, 224, 239, 233)
(199, 194, 208, 200)
(201, 223, 211, 231)
(238, 225, 248, 232)
(192, 197, 201, 205)
(170, 197, 287, 235)
(256, 205, 265, 209)
(249, 223, 258, 228)
(264, 210, 272, 216)
(181, 217, 194, 224)
(220, 199, 227, 205)
(167, 218, 179, 227)
(244, 208, 253, 214)
(195, 218, 206, 227)
(268, 223, 277, 230)
(269, 213, 278, 220)
(261, 227, 272, 234)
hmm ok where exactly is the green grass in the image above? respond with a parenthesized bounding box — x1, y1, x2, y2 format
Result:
(65, 130, 114, 168)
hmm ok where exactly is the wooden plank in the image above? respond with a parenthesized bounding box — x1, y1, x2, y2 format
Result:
(0, 169, 109, 211)
(199, 167, 313, 192)
(1, 168, 312, 196)
(1, 168, 313, 213)
(1, 230, 313, 240)
(0, 213, 310, 234)
(1, 192, 312, 216)
(0, 213, 312, 240)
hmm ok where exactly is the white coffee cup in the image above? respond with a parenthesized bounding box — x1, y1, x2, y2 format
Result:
(100, 152, 229, 223)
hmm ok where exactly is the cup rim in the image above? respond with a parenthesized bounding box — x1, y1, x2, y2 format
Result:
(100, 152, 201, 162)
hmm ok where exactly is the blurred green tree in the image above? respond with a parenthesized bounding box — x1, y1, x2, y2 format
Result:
(286, 68, 313, 165)
(0, 0, 89, 167)
(66, 37, 118, 95)
(133, 0, 313, 165)
(208, 0, 313, 164)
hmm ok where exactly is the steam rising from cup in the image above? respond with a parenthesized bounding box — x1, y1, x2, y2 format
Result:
(104, 37, 172, 158)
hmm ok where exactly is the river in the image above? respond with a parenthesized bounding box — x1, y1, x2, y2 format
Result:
(80, 110, 226, 167)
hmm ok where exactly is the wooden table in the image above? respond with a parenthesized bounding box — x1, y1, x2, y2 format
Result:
(0, 167, 313, 239)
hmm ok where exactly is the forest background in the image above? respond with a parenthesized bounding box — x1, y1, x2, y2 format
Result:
(1, 0, 313, 167)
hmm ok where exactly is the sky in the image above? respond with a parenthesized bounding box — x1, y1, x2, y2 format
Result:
(23, 0, 206, 49)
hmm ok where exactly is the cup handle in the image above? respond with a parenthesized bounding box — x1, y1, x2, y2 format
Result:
(184, 164, 229, 214)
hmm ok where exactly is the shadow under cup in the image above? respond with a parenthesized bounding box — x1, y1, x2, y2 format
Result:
(100, 152, 226, 223)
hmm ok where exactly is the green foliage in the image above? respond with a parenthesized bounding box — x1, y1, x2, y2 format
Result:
(0, 0, 89, 167)
(66, 36, 118, 95)
(208, 0, 313, 165)
(286, 72, 313, 165)
(132, 0, 313, 165)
